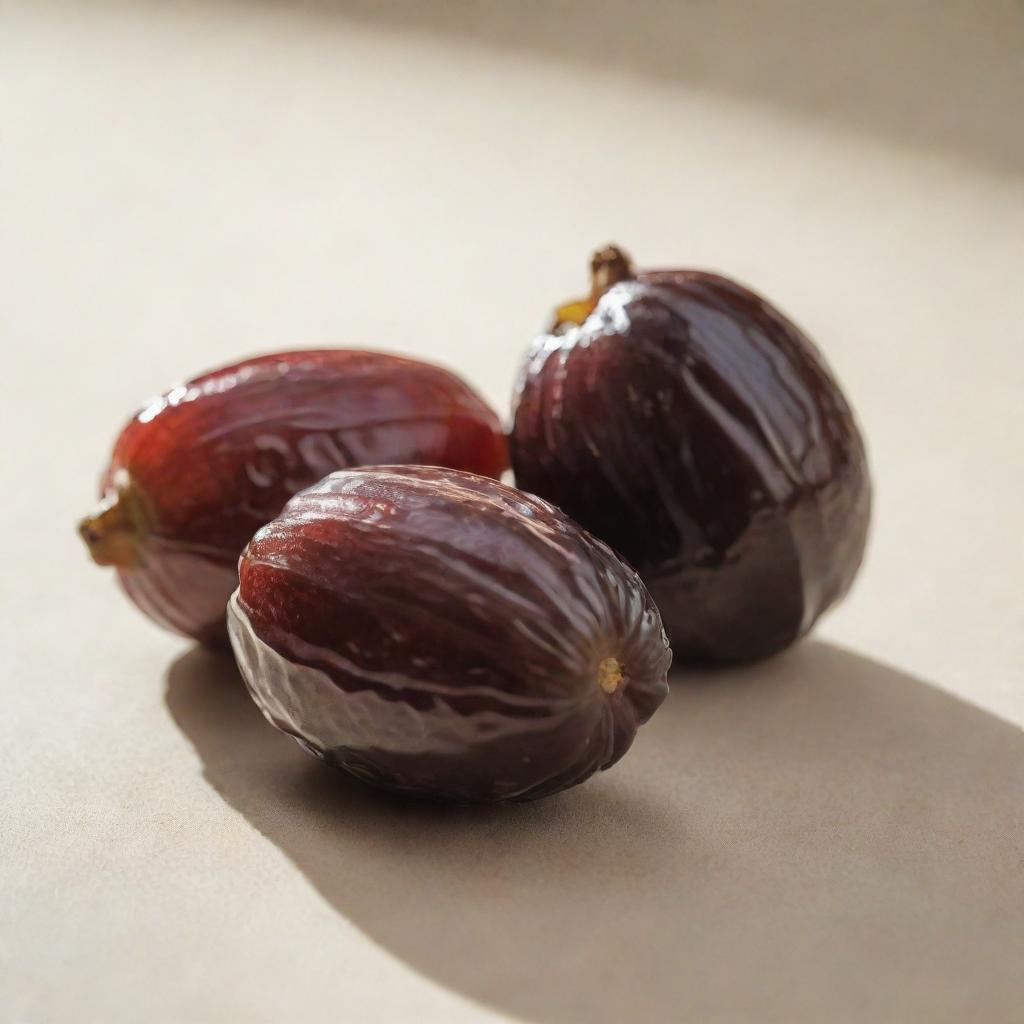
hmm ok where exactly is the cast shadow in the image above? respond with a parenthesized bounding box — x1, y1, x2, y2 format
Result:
(166, 642, 1024, 1023)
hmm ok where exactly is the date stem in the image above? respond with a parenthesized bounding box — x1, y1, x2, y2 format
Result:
(590, 244, 635, 299)
(552, 244, 635, 331)
(78, 482, 145, 567)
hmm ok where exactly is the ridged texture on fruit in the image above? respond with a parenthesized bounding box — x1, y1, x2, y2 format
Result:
(511, 271, 871, 663)
(98, 350, 508, 642)
(230, 466, 671, 802)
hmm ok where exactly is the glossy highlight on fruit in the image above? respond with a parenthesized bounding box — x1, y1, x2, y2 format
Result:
(228, 466, 671, 803)
(511, 245, 871, 664)
(79, 350, 508, 643)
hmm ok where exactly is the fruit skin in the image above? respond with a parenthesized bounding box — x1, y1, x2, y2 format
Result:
(80, 350, 508, 644)
(228, 466, 671, 803)
(510, 247, 871, 664)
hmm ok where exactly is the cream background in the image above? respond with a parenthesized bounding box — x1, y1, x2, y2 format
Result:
(2, 2, 1022, 1022)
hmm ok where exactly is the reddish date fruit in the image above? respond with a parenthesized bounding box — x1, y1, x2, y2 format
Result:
(511, 245, 871, 664)
(79, 350, 508, 644)
(228, 466, 671, 802)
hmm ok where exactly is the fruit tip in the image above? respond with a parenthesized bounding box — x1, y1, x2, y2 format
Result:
(78, 492, 140, 568)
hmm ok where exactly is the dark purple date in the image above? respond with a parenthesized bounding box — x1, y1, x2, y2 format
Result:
(228, 466, 671, 802)
(511, 246, 872, 664)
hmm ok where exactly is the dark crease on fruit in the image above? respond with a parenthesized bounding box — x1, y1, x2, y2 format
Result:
(79, 350, 509, 642)
(510, 245, 872, 664)
(228, 466, 672, 803)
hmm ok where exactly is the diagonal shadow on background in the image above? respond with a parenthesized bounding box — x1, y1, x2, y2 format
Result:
(166, 642, 1024, 1024)
(238, 0, 1024, 175)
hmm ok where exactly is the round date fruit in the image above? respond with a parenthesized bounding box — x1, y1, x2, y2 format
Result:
(511, 245, 871, 664)
(79, 350, 508, 644)
(228, 466, 671, 802)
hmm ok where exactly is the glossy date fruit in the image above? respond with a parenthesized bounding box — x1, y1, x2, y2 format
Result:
(511, 246, 871, 664)
(79, 350, 508, 644)
(228, 466, 671, 802)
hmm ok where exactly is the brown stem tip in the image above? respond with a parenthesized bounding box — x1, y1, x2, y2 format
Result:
(590, 244, 635, 300)
(551, 244, 637, 332)
(78, 484, 145, 568)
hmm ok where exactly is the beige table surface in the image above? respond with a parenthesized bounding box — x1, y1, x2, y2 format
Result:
(3, 2, 1023, 1022)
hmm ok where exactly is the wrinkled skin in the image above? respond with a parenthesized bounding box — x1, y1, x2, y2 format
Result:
(511, 254, 871, 663)
(229, 466, 671, 803)
(81, 350, 508, 643)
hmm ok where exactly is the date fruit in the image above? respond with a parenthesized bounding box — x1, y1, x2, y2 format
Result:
(511, 245, 871, 664)
(228, 466, 671, 802)
(79, 350, 508, 644)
